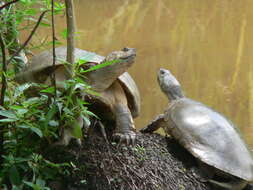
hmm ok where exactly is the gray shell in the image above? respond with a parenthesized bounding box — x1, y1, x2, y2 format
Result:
(17, 46, 140, 117)
(30, 46, 103, 72)
(165, 98, 253, 181)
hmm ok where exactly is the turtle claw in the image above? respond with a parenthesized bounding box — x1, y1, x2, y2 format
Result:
(113, 131, 136, 145)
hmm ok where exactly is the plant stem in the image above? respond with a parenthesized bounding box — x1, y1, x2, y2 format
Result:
(0, 34, 6, 166)
(65, 0, 76, 76)
(0, 35, 7, 106)
(0, 0, 20, 11)
(51, 0, 57, 99)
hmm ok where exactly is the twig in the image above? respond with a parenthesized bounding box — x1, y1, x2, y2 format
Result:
(0, 35, 7, 106)
(51, 0, 57, 99)
(6, 10, 48, 66)
(0, 0, 20, 11)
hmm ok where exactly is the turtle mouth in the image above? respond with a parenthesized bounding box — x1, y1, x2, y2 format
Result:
(120, 54, 136, 61)
(105, 48, 136, 62)
(120, 47, 136, 61)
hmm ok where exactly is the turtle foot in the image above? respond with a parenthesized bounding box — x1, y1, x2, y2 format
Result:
(112, 131, 136, 145)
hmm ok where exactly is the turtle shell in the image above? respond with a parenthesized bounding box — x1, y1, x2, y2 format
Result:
(16, 46, 104, 83)
(164, 98, 253, 181)
(16, 46, 140, 118)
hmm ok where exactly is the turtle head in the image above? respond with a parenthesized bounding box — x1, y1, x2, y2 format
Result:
(157, 68, 184, 101)
(105, 47, 136, 63)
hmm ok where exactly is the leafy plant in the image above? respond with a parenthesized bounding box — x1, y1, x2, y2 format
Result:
(0, 0, 119, 188)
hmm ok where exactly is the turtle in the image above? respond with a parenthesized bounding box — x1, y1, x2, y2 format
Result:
(140, 68, 253, 190)
(15, 46, 140, 145)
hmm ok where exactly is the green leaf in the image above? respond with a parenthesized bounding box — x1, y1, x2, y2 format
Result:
(12, 185, 21, 190)
(0, 118, 19, 123)
(40, 87, 55, 94)
(85, 89, 100, 96)
(77, 98, 89, 106)
(77, 59, 88, 66)
(40, 22, 51, 27)
(14, 157, 31, 163)
(9, 105, 24, 110)
(85, 110, 98, 118)
(17, 108, 28, 116)
(36, 178, 46, 187)
(43, 103, 57, 128)
(23, 97, 41, 106)
(30, 127, 43, 138)
(23, 181, 40, 190)
(73, 83, 85, 91)
(60, 28, 68, 39)
(0, 110, 18, 120)
(9, 166, 21, 186)
(48, 120, 59, 127)
(81, 115, 90, 127)
(14, 83, 32, 98)
(72, 121, 82, 138)
(17, 125, 43, 138)
(81, 59, 120, 73)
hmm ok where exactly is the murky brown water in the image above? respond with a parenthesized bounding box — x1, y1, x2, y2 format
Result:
(33, 0, 253, 147)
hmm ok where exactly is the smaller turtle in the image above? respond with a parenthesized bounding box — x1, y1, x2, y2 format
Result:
(140, 68, 253, 190)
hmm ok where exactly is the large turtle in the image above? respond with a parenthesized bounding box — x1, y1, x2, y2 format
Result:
(16, 46, 140, 145)
(140, 68, 253, 190)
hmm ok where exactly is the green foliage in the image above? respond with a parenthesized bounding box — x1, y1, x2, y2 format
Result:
(0, 0, 65, 55)
(0, 0, 81, 189)
(0, 55, 103, 187)
(0, 50, 118, 189)
(0, 1, 117, 188)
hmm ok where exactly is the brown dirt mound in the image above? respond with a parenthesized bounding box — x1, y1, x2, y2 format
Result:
(45, 132, 215, 190)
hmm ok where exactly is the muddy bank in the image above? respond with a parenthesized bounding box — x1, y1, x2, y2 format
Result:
(44, 132, 216, 190)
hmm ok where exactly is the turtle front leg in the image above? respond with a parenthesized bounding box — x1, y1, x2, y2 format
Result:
(140, 114, 165, 133)
(113, 104, 136, 145)
(103, 81, 136, 145)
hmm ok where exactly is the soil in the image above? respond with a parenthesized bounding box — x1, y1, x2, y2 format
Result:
(45, 131, 216, 190)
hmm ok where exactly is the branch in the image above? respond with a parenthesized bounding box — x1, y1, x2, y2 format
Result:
(0, 35, 7, 106)
(6, 10, 48, 66)
(51, 0, 57, 99)
(0, 0, 20, 11)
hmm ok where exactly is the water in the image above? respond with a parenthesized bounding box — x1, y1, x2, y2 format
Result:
(34, 0, 253, 147)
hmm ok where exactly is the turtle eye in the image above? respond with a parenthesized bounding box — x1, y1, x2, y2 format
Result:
(122, 47, 129, 52)
(160, 70, 165, 75)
